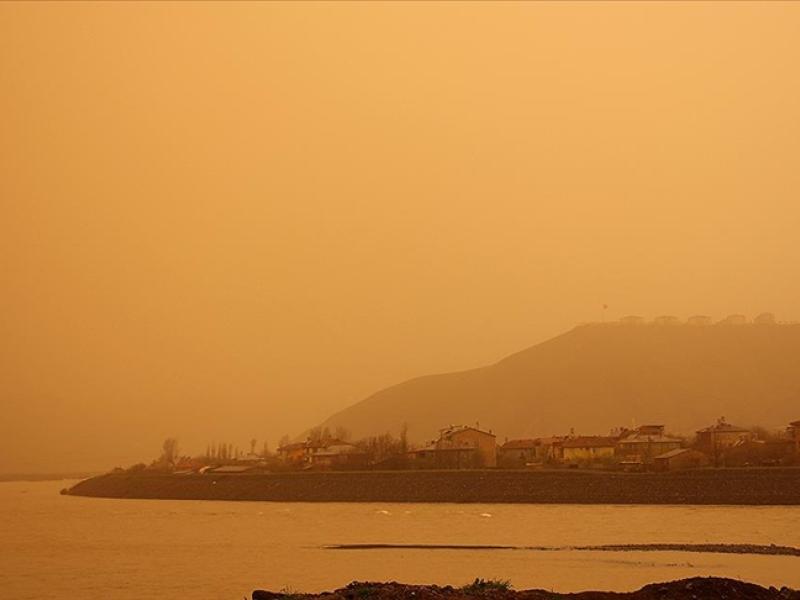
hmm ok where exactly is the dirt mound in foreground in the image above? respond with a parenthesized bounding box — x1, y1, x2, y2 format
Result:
(253, 577, 800, 600)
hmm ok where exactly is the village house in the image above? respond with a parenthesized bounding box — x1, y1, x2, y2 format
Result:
(695, 418, 754, 451)
(498, 436, 574, 467)
(410, 446, 478, 469)
(695, 417, 754, 465)
(277, 441, 308, 466)
(561, 436, 616, 464)
(653, 448, 709, 471)
(411, 424, 497, 469)
(498, 439, 538, 468)
(617, 425, 683, 464)
(535, 437, 566, 462)
(278, 438, 362, 469)
(307, 441, 366, 470)
(723, 438, 795, 467)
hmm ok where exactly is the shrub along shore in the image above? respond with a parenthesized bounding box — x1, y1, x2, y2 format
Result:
(65, 467, 800, 504)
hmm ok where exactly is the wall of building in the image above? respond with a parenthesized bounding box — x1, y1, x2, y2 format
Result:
(441, 429, 497, 467)
(654, 450, 709, 471)
(563, 446, 615, 462)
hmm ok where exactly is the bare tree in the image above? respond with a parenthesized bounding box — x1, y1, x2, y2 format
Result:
(334, 426, 351, 442)
(161, 438, 179, 465)
(308, 427, 323, 444)
(399, 423, 409, 453)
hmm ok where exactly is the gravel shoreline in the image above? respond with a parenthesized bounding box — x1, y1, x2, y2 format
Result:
(325, 542, 800, 557)
(66, 467, 800, 504)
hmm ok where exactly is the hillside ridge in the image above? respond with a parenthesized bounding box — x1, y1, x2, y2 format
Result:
(317, 323, 800, 443)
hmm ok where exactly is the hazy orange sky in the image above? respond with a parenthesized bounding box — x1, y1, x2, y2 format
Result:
(2, 2, 799, 472)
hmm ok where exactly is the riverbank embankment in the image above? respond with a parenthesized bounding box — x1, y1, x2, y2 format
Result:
(65, 467, 800, 504)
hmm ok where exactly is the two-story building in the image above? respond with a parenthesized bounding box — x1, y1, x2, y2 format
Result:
(498, 439, 538, 467)
(277, 441, 308, 466)
(561, 436, 617, 464)
(617, 425, 683, 464)
(411, 424, 497, 469)
(695, 418, 754, 451)
(695, 417, 754, 465)
(278, 438, 361, 469)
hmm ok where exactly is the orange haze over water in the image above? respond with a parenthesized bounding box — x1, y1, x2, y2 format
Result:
(2, 2, 800, 473)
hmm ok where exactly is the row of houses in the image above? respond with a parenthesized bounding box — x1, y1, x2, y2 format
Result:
(276, 425, 498, 470)
(277, 438, 369, 469)
(276, 417, 800, 472)
(498, 424, 686, 470)
(499, 417, 800, 471)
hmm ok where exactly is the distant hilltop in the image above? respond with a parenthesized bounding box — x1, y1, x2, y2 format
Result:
(317, 319, 800, 444)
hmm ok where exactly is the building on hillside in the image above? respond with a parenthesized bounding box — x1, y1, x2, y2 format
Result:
(617, 425, 683, 464)
(653, 448, 709, 471)
(687, 315, 712, 326)
(411, 424, 497, 469)
(561, 436, 617, 464)
(619, 315, 645, 326)
(754, 312, 776, 325)
(719, 314, 747, 325)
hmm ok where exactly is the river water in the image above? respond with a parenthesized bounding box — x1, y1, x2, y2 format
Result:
(2, 480, 800, 600)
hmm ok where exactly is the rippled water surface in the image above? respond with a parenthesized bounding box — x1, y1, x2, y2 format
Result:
(2, 480, 800, 600)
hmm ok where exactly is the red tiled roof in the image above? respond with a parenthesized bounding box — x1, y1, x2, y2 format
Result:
(439, 425, 496, 438)
(278, 442, 307, 452)
(696, 422, 750, 434)
(536, 436, 566, 445)
(501, 439, 539, 450)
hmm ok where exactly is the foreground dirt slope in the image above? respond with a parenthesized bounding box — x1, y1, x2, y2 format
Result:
(253, 577, 800, 600)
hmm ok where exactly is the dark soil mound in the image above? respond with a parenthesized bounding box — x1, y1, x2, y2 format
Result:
(253, 577, 800, 600)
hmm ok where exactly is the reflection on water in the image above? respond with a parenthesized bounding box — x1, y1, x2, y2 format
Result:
(1, 480, 799, 600)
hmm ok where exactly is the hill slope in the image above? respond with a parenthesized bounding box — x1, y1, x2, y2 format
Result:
(318, 323, 800, 443)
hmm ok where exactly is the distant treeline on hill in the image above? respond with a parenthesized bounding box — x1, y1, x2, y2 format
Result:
(610, 312, 784, 326)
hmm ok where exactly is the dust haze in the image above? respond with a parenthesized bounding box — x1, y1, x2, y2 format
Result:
(2, 2, 799, 473)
